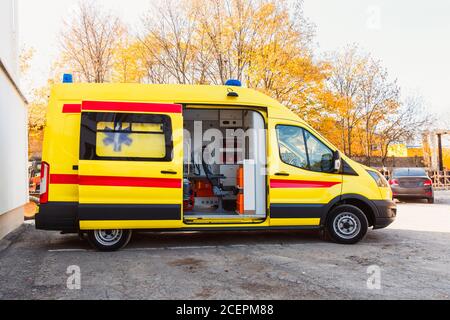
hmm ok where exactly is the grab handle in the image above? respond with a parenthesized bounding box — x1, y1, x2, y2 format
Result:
(275, 172, 290, 177)
(161, 170, 178, 175)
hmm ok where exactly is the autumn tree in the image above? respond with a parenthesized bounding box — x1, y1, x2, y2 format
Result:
(136, 0, 327, 116)
(19, 47, 35, 75)
(31, 0, 431, 165)
(60, 2, 123, 83)
(326, 46, 369, 157)
(192, 0, 257, 84)
(320, 44, 436, 168)
(378, 97, 432, 166)
(358, 58, 400, 165)
(112, 30, 147, 83)
(139, 0, 198, 84)
(19, 47, 46, 132)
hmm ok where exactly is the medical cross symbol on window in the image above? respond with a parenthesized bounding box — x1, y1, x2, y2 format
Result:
(103, 122, 133, 152)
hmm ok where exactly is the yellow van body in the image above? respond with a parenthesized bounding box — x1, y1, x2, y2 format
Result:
(36, 83, 396, 246)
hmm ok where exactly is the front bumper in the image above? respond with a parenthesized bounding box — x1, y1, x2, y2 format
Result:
(371, 199, 397, 229)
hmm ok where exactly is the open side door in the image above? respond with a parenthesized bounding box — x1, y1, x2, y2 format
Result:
(78, 101, 183, 230)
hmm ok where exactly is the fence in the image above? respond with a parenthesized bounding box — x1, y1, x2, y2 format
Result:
(429, 171, 450, 190)
(351, 156, 425, 168)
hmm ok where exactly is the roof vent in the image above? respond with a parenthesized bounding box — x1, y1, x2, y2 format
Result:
(227, 88, 239, 98)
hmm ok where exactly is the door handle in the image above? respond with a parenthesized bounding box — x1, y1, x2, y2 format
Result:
(161, 170, 177, 175)
(275, 172, 290, 177)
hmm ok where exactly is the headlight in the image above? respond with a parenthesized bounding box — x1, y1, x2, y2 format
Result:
(367, 170, 389, 188)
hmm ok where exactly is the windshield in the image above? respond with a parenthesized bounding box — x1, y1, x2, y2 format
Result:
(393, 168, 427, 177)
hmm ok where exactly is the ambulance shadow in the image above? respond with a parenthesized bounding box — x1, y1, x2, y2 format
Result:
(48, 233, 92, 250)
(395, 198, 429, 204)
(41, 230, 325, 251)
(46, 229, 395, 251)
(128, 229, 324, 249)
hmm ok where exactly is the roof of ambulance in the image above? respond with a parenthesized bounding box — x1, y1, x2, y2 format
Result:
(51, 83, 304, 122)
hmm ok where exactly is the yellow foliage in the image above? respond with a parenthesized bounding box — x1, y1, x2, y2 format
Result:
(387, 144, 408, 157)
(19, 47, 35, 75)
(112, 35, 147, 83)
(28, 84, 50, 130)
(407, 147, 424, 157)
(442, 148, 450, 170)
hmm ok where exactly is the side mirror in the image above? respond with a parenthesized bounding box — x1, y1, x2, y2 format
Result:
(333, 151, 342, 173)
(321, 151, 342, 173)
(320, 153, 334, 173)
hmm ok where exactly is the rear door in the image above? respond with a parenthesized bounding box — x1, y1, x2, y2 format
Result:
(78, 101, 183, 230)
(268, 118, 343, 227)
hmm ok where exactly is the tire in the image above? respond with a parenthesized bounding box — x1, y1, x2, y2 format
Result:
(427, 197, 434, 204)
(326, 205, 368, 245)
(87, 229, 132, 251)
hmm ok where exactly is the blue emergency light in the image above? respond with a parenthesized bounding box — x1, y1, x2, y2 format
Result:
(225, 79, 242, 87)
(62, 73, 73, 83)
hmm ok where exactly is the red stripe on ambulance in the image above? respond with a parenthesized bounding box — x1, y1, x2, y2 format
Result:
(62, 104, 82, 113)
(82, 101, 182, 114)
(50, 174, 181, 189)
(50, 174, 79, 184)
(270, 179, 341, 189)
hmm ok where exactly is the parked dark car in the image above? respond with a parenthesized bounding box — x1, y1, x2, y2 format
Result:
(389, 168, 434, 203)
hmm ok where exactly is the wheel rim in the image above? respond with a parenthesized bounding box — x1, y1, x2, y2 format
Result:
(333, 212, 361, 240)
(94, 230, 123, 246)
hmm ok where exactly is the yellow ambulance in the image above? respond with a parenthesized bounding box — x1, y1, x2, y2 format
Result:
(36, 79, 396, 251)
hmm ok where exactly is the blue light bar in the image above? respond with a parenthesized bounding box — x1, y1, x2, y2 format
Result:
(225, 79, 242, 87)
(62, 73, 73, 83)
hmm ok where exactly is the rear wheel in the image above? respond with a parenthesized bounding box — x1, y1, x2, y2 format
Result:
(87, 229, 132, 251)
(326, 205, 368, 244)
(427, 197, 434, 204)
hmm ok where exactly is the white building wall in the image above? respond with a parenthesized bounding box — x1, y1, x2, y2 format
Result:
(0, 0, 19, 79)
(0, 71, 28, 215)
(0, 0, 27, 239)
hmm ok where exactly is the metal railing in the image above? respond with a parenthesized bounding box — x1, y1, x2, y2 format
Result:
(429, 171, 450, 190)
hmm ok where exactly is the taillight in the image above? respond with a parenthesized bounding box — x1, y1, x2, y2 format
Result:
(389, 179, 399, 186)
(423, 179, 432, 187)
(40, 162, 50, 204)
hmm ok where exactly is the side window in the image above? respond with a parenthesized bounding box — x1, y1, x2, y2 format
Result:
(276, 125, 308, 169)
(80, 112, 173, 162)
(303, 130, 334, 173)
(276, 125, 334, 173)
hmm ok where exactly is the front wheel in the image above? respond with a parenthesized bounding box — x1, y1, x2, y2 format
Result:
(326, 205, 368, 244)
(427, 197, 434, 204)
(87, 229, 132, 251)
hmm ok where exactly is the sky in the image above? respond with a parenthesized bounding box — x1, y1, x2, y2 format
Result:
(18, 0, 450, 126)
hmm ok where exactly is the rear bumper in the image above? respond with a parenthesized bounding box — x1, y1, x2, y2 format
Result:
(391, 186, 433, 198)
(35, 202, 79, 232)
(371, 200, 397, 229)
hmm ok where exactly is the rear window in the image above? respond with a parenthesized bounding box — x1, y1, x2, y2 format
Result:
(393, 168, 427, 177)
(96, 122, 166, 158)
(80, 112, 173, 162)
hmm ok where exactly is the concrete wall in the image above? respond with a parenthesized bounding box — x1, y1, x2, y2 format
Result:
(0, 0, 27, 239)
